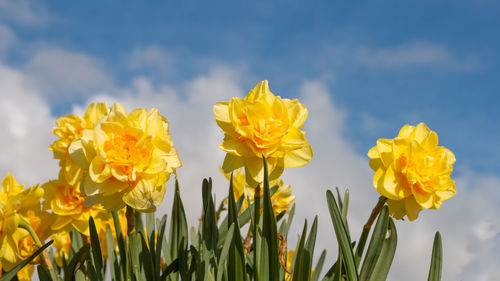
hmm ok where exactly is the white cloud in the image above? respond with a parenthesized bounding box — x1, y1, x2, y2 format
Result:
(328, 42, 479, 71)
(0, 0, 48, 26)
(0, 63, 57, 186)
(24, 48, 114, 103)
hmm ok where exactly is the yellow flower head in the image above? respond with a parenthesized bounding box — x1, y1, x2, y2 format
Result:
(50, 231, 71, 267)
(0, 173, 50, 271)
(42, 178, 111, 236)
(221, 167, 295, 215)
(50, 103, 109, 186)
(70, 102, 182, 212)
(368, 123, 456, 221)
(214, 80, 313, 187)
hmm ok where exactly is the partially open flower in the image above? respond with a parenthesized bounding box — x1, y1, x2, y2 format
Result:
(49, 103, 109, 186)
(221, 167, 295, 215)
(42, 178, 111, 236)
(70, 102, 182, 212)
(0, 173, 50, 272)
(368, 123, 456, 220)
(214, 80, 312, 187)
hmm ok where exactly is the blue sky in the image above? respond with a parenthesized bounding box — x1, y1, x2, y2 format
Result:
(5, 0, 500, 173)
(1, 1, 499, 280)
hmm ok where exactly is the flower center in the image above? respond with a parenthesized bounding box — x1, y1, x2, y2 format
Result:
(104, 132, 152, 165)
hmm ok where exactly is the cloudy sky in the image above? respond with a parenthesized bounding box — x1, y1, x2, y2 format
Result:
(0, 1, 499, 280)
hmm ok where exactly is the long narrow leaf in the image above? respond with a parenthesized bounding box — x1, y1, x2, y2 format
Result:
(326, 190, 358, 281)
(0, 240, 53, 281)
(359, 206, 389, 281)
(427, 232, 443, 281)
(368, 218, 397, 281)
(227, 173, 246, 281)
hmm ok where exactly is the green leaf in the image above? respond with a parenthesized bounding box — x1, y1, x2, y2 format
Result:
(311, 250, 327, 281)
(304, 217, 319, 281)
(37, 265, 53, 281)
(0, 240, 52, 281)
(64, 244, 90, 281)
(292, 219, 308, 281)
(105, 225, 120, 281)
(89, 216, 104, 280)
(160, 259, 179, 281)
(427, 232, 443, 281)
(70, 229, 84, 258)
(139, 232, 156, 281)
(155, 215, 168, 281)
(216, 224, 235, 281)
(260, 156, 280, 281)
(326, 190, 358, 281)
(359, 206, 389, 281)
(368, 218, 397, 281)
(112, 211, 127, 281)
(202, 179, 218, 252)
(168, 180, 188, 281)
(227, 173, 246, 281)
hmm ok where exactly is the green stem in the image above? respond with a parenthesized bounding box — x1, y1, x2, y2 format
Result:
(126, 205, 135, 234)
(18, 219, 42, 246)
(253, 183, 261, 281)
(354, 196, 387, 266)
(18, 219, 56, 275)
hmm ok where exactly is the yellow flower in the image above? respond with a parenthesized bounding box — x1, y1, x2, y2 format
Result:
(50, 103, 109, 186)
(42, 178, 111, 236)
(221, 167, 295, 215)
(0, 173, 50, 271)
(368, 123, 456, 221)
(285, 249, 295, 280)
(70, 102, 182, 212)
(51, 231, 71, 267)
(214, 80, 312, 187)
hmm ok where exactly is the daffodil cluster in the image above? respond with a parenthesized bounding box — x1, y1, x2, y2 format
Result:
(0, 173, 52, 280)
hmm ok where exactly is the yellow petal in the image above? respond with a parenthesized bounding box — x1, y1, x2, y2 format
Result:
(283, 99, 308, 129)
(122, 180, 156, 212)
(376, 139, 394, 167)
(89, 156, 112, 183)
(222, 154, 244, 174)
(283, 140, 313, 168)
(367, 146, 379, 159)
(405, 196, 423, 221)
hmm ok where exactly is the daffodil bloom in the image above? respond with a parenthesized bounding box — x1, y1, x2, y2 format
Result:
(214, 80, 312, 187)
(368, 123, 456, 221)
(69, 102, 182, 212)
(50, 103, 109, 186)
(283, 249, 313, 280)
(51, 231, 71, 267)
(42, 178, 111, 236)
(221, 167, 295, 215)
(285, 249, 295, 280)
(0, 173, 50, 271)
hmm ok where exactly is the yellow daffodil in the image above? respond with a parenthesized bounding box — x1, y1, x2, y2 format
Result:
(49, 103, 109, 186)
(285, 249, 295, 280)
(221, 167, 295, 215)
(42, 178, 111, 236)
(50, 231, 71, 267)
(69, 102, 182, 212)
(0, 173, 50, 271)
(214, 80, 313, 187)
(368, 123, 456, 221)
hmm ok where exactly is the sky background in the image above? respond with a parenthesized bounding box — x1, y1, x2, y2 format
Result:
(0, 0, 499, 280)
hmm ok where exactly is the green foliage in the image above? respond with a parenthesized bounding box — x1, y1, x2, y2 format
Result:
(4, 158, 445, 281)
